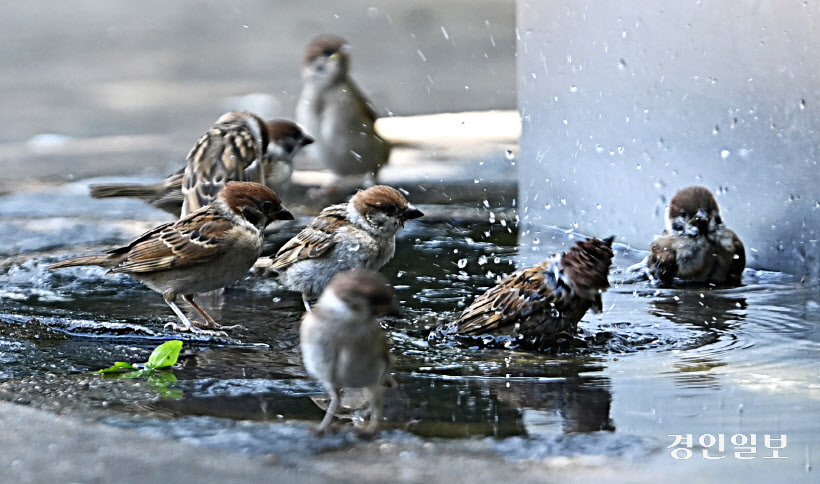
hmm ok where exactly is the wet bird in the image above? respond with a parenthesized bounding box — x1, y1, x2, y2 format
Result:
(300, 269, 397, 434)
(645, 186, 745, 286)
(445, 236, 615, 351)
(49, 182, 293, 335)
(296, 34, 391, 190)
(255, 185, 423, 310)
(88, 117, 312, 217)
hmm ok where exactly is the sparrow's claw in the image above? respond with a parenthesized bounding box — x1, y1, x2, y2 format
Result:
(164, 321, 228, 338)
(190, 320, 246, 332)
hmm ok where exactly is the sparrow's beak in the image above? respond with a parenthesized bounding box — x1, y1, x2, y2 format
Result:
(401, 204, 424, 220)
(328, 52, 341, 62)
(302, 135, 314, 146)
(687, 209, 710, 236)
(274, 208, 295, 221)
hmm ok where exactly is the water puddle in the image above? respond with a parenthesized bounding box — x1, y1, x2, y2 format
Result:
(0, 183, 818, 468)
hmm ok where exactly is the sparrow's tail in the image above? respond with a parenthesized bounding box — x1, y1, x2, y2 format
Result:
(48, 255, 114, 270)
(88, 182, 164, 201)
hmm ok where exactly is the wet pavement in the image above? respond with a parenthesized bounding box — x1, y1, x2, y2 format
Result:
(0, 183, 818, 481)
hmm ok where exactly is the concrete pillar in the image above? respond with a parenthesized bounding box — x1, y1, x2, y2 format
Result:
(517, 0, 820, 281)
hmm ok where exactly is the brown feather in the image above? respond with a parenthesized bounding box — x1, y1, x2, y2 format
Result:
(110, 210, 233, 274)
(182, 120, 262, 215)
(453, 237, 614, 346)
(270, 205, 349, 270)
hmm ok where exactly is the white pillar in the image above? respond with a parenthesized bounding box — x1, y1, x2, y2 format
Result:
(517, 1, 820, 279)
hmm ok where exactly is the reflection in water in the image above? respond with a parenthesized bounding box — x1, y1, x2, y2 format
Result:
(649, 290, 746, 389)
(649, 290, 747, 330)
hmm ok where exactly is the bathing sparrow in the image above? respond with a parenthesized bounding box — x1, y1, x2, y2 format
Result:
(88, 118, 312, 217)
(256, 185, 422, 309)
(646, 186, 745, 285)
(300, 269, 398, 434)
(446, 236, 615, 351)
(49, 182, 293, 335)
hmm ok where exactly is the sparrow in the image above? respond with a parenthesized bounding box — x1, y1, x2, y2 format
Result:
(646, 186, 745, 286)
(296, 34, 391, 186)
(444, 236, 615, 351)
(300, 269, 398, 434)
(256, 185, 423, 310)
(48, 182, 293, 335)
(88, 118, 312, 217)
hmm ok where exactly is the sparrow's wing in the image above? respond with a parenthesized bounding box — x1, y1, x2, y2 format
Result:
(454, 262, 555, 335)
(727, 229, 746, 283)
(182, 125, 259, 215)
(270, 205, 349, 271)
(647, 235, 678, 284)
(109, 207, 234, 274)
(347, 80, 379, 125)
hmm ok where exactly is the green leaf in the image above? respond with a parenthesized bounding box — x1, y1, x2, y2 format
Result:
(146, 340, 183, 370)
(97, 361, 137, 374)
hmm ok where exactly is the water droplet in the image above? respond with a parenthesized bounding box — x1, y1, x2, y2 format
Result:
(417, 50, 427, 62)
(488, 212, 496, 223)
(636, 163, 642, 170)
(532, 238, 540, 245)
(596, 203, 602, 209)
(562, 119, 568, 125)
(440, 26, 449, 40)
(367, 7, 379, 18)
(505, 149, 515, 160)
(617, 146, 625, 154)
(713, 125, 720, 135)
(474, 179, 480, 184)
(477, 255, 488, 266)
(800, 98, 806, 110)
(595, 145, 605, 154)
(544, 203, 552, 210)
(457, 258, 468, 269)
(570, 85, 578, 93)
(720, 149, 730, 159)
(483, 200, 490, 208)
(494, 257, 501, 264)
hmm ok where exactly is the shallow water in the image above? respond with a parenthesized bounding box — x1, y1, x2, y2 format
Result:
(0, 183, 817, 474)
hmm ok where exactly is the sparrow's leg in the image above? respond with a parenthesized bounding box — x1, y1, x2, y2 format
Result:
(182, 294, 245, 331)
(302, 293, 312, 312)
(162, 293, 227, 337)
(364, 385, 384, 434)
(315, 386, 340, 435)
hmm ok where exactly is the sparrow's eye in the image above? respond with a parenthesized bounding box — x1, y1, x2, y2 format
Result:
(715, 215, 722, 225)
(322, 48, 336, 57)
(679, 209, 688, 217)
(259, 201, 275, 213)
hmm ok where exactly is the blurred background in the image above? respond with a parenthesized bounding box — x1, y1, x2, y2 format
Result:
(0, 0, 515, 190)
